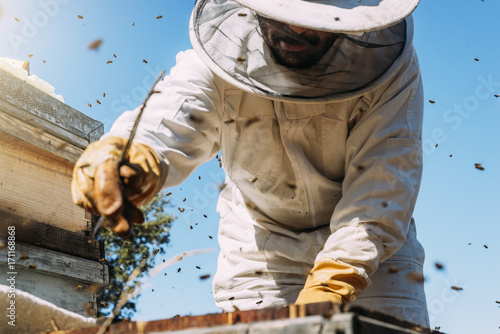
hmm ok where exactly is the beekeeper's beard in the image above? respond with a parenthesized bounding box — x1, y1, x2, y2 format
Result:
(257, 15, 337, 69)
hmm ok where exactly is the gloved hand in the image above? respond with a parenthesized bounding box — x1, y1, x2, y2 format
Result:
(295, 258, 367, 305)
(71, 136, 165, 238)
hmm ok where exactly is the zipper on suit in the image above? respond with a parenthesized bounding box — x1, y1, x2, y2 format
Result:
(273, 101, 317, 229)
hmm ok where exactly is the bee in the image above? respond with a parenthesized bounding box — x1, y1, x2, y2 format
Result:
(388, 266, 399, 274)
(177, 268, 181, 273)
(244, 115, 260, 127)
(246, 201, 256, 210)
(381, 201, 389, 208)
(224, 118, 235, 124)
(143, 59, 148, 64)
(156, 15, 163, 20)
(88, 39, 103, 50)
(96, 100, 101, 105)
(494, 94, 499, 98)
(434, 143, 438, 148)
(255, 270, 263, 276)
(166, 192, 172, 196)
(14, 18, 19, 22)
(106, 60, 112, 64)
(229, 297, 235, 301)
(428, 99, 436, 104)
(209, 235, 213, 239)
(29, 264, 37, 270)
(256, 300, 263, 305)
(189, 114, 204, 124)
(199, 274, 211, 280)
(250, 177, 257, 183)
(238, 13, 247, 17)
(355, 164, 366, 171)
(434, 262, 444, 270)
(484, 244, 488, 249)
(183, 198, 186, 202)
(196, 266, 201, 269)
(286, 180, 297, 189)
(132, 22, 135, 26)
(474, 163, 485, 171)
(406, 272, 425, 283)
(19, 254, 29, 261)
(204, 214, 208, 218)
(451, 286, 463, 291)
(153, 249, 160, 256)
(74, 285, 84, 290)
(474, 58, 479, 61)
(190, 225, 193, 230)
(28, 54, 33, 58)
(85, 302, 96, 316)
(113, 54, 117, 58)
(103, 92, 106, 97)
(77, 15, 83, 19)
(236, 57, 246, 62)
(42, 60, 46, 63)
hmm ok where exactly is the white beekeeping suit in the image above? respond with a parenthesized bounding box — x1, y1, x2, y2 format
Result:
(73, 0, 429, 327)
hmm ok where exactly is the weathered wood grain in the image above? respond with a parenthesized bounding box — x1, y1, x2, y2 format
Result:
(0, 210, 102, 260)
(0, 131, 89, 233)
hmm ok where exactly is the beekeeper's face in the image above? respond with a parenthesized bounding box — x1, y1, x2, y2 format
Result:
(257, 15, 337, 69)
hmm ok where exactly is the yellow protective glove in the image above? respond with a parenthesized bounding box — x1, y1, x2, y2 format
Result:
(295, 258, 367, 305)
(71, 136, 165, 238)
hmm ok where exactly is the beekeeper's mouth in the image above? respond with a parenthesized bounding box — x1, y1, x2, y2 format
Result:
(257, 15, 337, 69)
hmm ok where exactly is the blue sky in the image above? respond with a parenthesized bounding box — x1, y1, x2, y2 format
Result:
(1, 1, 499, 333)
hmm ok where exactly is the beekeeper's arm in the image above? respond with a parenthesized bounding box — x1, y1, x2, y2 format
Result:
(72, 50, 222, 236)
(296, 47, 424, 304)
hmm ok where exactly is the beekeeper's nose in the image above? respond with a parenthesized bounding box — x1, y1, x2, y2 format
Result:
(287, 24, 309, 35)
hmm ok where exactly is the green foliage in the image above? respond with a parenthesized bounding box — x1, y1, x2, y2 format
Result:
(96, 192, 175, 319)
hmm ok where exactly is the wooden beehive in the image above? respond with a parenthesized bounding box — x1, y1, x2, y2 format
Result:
(48, 303, 441, 334)
(0, 62, 108, 316)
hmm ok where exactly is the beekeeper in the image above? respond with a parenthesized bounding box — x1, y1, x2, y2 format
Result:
(72, 0, 429, 326)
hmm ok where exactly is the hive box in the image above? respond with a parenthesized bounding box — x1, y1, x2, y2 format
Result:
(0, 61, 108, 317)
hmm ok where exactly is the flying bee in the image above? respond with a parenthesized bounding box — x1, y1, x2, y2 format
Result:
(428, 99, 436, 104)
(451, 286, 463, 291)
(474, 163, 485, 171)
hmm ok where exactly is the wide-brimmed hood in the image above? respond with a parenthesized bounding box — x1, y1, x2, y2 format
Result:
(190, 0, 414, 102)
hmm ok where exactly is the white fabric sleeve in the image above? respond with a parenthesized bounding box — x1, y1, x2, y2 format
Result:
(316, 48, 424, 283)
(104, 49, 223, 188)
